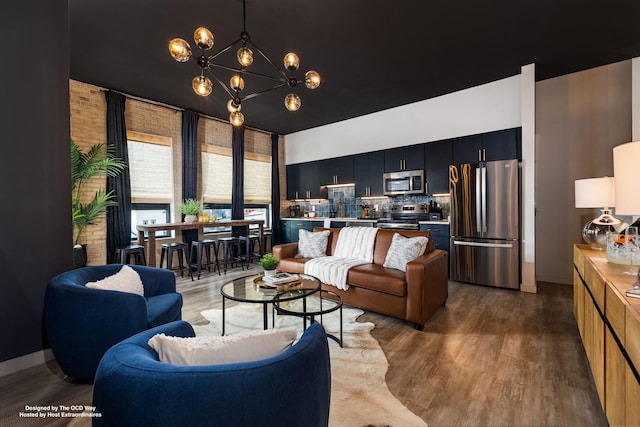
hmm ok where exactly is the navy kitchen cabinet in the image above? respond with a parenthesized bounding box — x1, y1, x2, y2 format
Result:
(424, 139, 453, 195)
(420, 222, 450, 253)
(384, 144, 424, 172)
(452, 128, 520, 164)
(286, 161, 327, 200)
(354, 151, 385, 197)
(319, 156, 354, 185)
(282, 220, 323, 243)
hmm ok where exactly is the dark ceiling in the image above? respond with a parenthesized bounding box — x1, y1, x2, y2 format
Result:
(70, 0, 640, 135)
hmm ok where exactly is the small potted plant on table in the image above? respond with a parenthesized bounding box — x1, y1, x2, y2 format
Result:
(259, 253, 279, 277)
(181, 198, 201, 223)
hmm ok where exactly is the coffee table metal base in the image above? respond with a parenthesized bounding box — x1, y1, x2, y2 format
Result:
(273, 289, 344, 347)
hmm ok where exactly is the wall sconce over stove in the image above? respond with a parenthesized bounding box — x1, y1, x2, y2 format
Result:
(168, 0, 320, 127)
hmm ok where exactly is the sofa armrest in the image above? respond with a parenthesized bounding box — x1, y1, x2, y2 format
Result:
(272, 242, 299, 260)
(404, 249, 449, 326)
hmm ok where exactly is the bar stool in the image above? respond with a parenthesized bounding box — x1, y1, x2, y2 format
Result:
(159, 242, 188, 277)
(239, 235, 262, 267)
(263, 230, 273, 254)
(249, 229, 272, 255)
(116, 245, 147, 266)
(217, 236, 244, 274)
(189, 239, 220, 280)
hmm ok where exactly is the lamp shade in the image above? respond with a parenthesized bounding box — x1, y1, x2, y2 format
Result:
(613, 141, 640, 215)
(575, 177, 616, 208)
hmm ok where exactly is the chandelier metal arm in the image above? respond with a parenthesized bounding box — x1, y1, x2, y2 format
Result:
(205, 37, 244, 63)
(208, 63, 286, 83)
(204, 68, 236, 101)
(246, 39, 291, 81)
(242, 82, 289, 102)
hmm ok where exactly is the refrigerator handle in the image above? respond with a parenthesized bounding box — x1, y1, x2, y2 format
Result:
(475, 167, 482, 233)
(481, 166, 487, 233)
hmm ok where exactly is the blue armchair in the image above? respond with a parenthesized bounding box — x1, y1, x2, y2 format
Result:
(92, 321, 331, 427)
(44, 264, 183, 380)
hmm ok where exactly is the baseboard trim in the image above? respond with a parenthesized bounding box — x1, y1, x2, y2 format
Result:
(0, 348, 54, 377)
(520, 282, 538, 293)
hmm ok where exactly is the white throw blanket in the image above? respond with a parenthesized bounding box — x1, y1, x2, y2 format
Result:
(333, 227, 378, 262)
(304, 227, 378, 290)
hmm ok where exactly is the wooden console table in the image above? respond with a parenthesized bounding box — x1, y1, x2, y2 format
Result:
(137, 220, 264, 267)
(573, 245, 640, 425)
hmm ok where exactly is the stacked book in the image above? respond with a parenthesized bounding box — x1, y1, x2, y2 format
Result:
(263, 272, 299, 287)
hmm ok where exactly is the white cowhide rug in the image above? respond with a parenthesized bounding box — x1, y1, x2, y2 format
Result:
(194, 303, 428, 427)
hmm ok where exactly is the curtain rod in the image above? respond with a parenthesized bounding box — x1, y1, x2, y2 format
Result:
(97, 87, 274, 136)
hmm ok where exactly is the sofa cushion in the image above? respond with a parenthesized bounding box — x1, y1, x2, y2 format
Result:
(147, 328, 297, 366)
(347, 263, 407, 297)
(383, 233, 429, 272)
(296, 229, 330, 258)
(86, 265, 144, 296)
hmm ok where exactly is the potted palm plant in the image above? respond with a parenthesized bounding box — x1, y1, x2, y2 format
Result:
(181, 198, 202, 223)
(71, 140, 126, 267)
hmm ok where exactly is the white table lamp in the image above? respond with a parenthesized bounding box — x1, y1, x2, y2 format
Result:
(613, 141, 640, 298)
(574, 176, 621, 250)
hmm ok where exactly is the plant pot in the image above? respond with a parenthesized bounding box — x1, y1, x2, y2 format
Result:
(184, 214, 198, 223)
(73, 244, 87, 269)
(263, 269, 277, 277)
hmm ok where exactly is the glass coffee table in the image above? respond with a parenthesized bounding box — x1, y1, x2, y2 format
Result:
(220, 273, 321, 336)
(273, 288, 344, 347)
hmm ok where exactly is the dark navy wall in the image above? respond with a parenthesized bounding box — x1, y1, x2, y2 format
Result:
(0, 0, 72, 362)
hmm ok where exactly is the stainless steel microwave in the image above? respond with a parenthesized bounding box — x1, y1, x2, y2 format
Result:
(383, 170, 425, 196)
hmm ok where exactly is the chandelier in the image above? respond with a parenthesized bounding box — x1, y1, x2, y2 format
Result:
(168, 0, 321, 127)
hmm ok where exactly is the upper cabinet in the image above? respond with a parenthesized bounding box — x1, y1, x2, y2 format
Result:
(354, 151, 385, 197)
(286, 161, 327, 200)
(319, 156, 354, 185)
(424, 139, 453, 195)
(482, 128, 521, 161)
(452, 128, 521, 164)
(384, 144, 424, 172)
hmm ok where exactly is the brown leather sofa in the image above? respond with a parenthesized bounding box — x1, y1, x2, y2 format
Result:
(272, 227, 448, 330)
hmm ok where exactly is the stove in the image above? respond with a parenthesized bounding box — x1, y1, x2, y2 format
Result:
(377, 204, 429, 230)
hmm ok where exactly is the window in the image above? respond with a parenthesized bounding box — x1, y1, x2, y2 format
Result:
(131, 203, 171, 239)
(202, 146, 232, 203)
(202, 204, 271, 234)
(127, 132, 174, 240)
(127, 132, 173, 203)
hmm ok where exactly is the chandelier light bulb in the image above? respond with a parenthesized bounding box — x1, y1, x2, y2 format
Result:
(230, 111, 245, 127)
(237, 47, 254, 67)
(283, 52, 300, 71)
(168, 38, 192, 62)
(192, 75, 213, 97)
(227, 99, 241, 113)
(230, 75, 245, 91)
(284, 93, 301, 111)
(193, 27, 214, 50)
(305, 70, 321, 89)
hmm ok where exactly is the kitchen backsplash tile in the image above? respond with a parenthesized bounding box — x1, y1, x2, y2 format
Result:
(293, 186, 450, 219)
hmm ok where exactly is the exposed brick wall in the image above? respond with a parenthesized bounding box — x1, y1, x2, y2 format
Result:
(69, 79, 288, 265)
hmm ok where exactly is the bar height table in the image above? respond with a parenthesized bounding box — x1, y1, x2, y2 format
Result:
(136, 220, 264, 267)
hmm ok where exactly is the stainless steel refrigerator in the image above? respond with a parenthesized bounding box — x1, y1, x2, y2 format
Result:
(449, 159, 520, 289)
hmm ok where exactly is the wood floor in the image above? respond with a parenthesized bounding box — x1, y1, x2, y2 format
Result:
(0, 266, 608, 427)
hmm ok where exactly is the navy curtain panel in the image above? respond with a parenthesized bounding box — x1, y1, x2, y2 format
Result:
(231, 125, 245, 237)
(181, 110, 200, 245)
(270, 133, 282, 245)
(105, 91, 132, 264)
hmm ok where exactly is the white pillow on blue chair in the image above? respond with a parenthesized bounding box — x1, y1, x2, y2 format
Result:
(148, 328, 297, 366)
